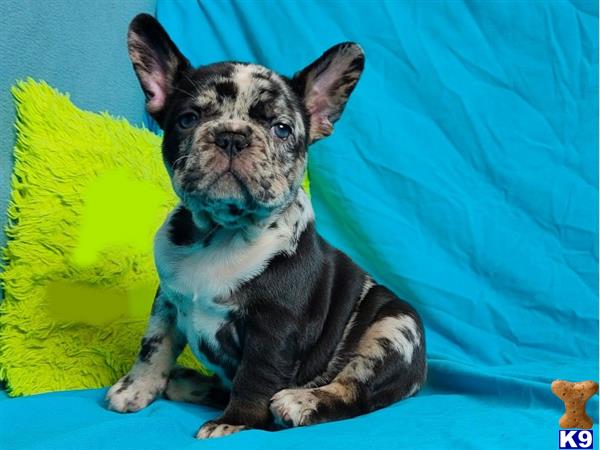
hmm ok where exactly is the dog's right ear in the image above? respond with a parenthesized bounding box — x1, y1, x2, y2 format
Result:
(127, 14, 190, 126)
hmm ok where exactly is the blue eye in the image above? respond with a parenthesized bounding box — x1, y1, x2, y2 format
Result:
(177, 112, 199, 129)
(272, 123, 292, 140)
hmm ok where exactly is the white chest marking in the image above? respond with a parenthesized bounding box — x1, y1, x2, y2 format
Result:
(154, 191, 313, 301)
(156, 224, 285, 301)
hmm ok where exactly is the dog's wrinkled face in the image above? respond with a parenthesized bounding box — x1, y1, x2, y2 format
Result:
(161, 62, 308, 227)
(128, 14, 364, 228)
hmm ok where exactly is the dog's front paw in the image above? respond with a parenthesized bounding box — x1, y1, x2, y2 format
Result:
(106, 373, 167, 413)
(195, 421, 248, 439)
(270, 388, 319, 427)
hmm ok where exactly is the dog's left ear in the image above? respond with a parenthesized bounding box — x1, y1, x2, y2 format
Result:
(292, 43, 365, 143)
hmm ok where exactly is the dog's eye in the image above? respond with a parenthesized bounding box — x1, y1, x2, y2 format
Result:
(272, 123, 292, 140)
(177, 112, 199, 129)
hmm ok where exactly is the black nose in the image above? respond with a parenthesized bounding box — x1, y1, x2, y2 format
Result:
(214, 131, 250, 156)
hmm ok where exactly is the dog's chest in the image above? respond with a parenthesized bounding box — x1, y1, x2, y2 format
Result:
(153, 208, 294, 384)
(154, 213, 290, 301)
(152, 197, 312, 384)
(154, 195, 311, 301)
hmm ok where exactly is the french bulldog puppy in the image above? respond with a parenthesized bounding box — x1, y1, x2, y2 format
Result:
(106, 13, 426, 439)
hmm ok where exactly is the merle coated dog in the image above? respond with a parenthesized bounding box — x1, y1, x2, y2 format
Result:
(106, 14, 426, 439)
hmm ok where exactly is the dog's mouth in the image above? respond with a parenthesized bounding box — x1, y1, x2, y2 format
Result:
(210, 169, 250, 199)
(179, 169, 272, 229)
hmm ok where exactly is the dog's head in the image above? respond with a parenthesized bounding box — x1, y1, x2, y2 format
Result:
(128, 14, 364, 228)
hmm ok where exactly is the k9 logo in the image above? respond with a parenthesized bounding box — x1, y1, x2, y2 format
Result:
(559, 430, 594, 449)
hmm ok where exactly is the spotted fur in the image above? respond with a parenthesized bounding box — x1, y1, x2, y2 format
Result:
(106, 14, 426, 439)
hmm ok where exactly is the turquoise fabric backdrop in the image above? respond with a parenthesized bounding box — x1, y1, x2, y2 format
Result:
(152, 0, 598, 375)
(1, 1, 597, 449)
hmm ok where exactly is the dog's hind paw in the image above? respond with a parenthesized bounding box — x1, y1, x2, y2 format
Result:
(270, 388, 319, 427)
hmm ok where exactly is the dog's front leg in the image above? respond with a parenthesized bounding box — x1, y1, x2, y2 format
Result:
(106, 288, 185, 412)
(196, 312, 297, 439)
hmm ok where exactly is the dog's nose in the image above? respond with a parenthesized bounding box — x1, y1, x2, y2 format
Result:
(214, 131, 249, 156)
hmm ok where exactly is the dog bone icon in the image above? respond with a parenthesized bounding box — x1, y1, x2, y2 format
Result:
(551, 380, 598, 429)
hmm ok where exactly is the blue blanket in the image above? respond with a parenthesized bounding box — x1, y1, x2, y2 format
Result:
(2, 1, 597, 449)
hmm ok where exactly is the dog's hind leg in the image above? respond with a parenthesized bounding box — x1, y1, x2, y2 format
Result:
(270, 296, 426, 427)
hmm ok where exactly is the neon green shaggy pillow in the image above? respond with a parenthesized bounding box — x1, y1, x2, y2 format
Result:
(0, 80, 204, 396)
